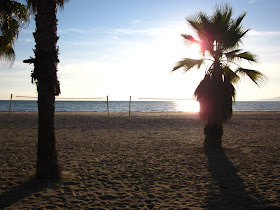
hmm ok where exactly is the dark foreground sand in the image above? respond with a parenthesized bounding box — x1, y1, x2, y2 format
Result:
(0, 111, 279, 209)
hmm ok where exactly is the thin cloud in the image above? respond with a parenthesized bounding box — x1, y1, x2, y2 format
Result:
(59, 22, 190, 49)
(71, 41, 97, 47)
(112, 28, 151, 35)
(21, 28, 34, 34)
(108, 22, 191, 37)
(131, 19, 143, 25)
(261, 53, 280, 57)
(58, 28, 89, 35)
(248, 30, 280, 36)
(18, 38, 33, 43)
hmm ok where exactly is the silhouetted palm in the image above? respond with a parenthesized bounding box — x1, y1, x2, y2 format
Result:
(24, 0, 69, 179)
(0, 0, 29, 63)
(173, 4, 265, 147)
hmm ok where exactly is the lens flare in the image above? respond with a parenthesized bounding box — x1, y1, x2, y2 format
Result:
(176, 100, 200, 112)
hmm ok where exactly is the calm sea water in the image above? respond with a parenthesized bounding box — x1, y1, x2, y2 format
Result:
(1, 100, 280, 112)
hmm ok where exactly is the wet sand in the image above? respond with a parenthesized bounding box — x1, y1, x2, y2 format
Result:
(0, 111, 280, 209)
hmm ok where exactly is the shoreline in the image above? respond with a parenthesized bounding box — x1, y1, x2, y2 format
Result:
(3, 110, 280, 113)
(2, 101, 280, 113)
(1, 111, 280, 208)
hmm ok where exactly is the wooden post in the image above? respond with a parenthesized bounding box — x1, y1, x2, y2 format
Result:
(9, 93, 13, 119)
(107, 95, 109, 118)
(129, 96, 132, 120)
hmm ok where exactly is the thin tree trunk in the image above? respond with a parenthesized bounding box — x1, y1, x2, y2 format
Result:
(34, 0, 60, 179)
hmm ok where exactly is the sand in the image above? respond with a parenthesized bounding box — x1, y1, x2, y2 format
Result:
(0, 111, 279, 209)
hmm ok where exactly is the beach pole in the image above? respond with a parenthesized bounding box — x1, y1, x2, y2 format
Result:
(107, 95, 109, 118)
(129, 96, 132, 120)
(9, 93, 13, 119)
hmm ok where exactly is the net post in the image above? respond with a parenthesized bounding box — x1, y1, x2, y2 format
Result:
(107, 95, 109, 118)
(129, 96, 132, 120)
(9, 94, 13, 119)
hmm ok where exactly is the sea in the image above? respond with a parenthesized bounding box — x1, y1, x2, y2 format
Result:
(1, 100, 280, 112)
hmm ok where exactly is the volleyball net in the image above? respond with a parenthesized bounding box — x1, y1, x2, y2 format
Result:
(8, 93, 197, 119)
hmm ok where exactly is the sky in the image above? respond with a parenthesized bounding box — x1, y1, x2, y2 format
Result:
(1, 0, 280, 101)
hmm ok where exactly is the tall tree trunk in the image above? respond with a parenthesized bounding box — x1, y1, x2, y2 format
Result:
(34, 0, 60, 179)
(203, 62, 224, 148)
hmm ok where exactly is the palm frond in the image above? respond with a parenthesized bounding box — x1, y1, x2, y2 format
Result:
(181, 34, 200, 43)
(225, 50, 257, 63)
(221, 27, 248, 50)
(26, 0, 69, 13)
(187, 12, 213, 44)
(212, 3, 233, 27)
(57, 0, 70, 10)
(240, 28, 250, 38)
(236, 51, 257, 62)
(11, 1, 30, 25)
(0, 0, 29, 64)
(26, 0, 37, 13)
(233, 12, 247, 29)
(173, 58, 204, 72)
(0, 43, 15, 63)
(225, 49, 243, 61)
(236, 68, 266, 86)
(222, 65, 240, 83)
(216, 10, 248, 51)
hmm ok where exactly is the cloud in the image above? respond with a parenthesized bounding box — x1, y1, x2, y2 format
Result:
(70, 41, 97, 47)
(245, 29, 280, 61)
(108, 21, 191, 37)
(58, 20, 190, 39)
(248, 30, 280, 36)
(261, 53, 280, 57)
(18, 38, 33, 43)
(112, 28, 153, 35)
(131, 19, 143, 25)
(21, 28, 34, 34)
(58, 28, 89, 35)
(58, 21, 192, 61)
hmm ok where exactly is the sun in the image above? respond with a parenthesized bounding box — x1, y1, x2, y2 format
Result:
(188, 43, 201, 59)
(176, 100, 200, 112)
(179, 42, 202, 59)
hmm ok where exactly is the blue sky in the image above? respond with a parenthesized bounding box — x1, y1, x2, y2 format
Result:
(1, 0, 280, 101)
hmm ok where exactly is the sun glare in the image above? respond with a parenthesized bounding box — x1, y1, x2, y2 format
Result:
(176, 100, 200, 112)
(188, 43, 201, 58)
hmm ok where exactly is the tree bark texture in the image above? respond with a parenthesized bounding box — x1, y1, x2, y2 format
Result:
(204, 123, 223, 147)
(34, 0, 60, 179)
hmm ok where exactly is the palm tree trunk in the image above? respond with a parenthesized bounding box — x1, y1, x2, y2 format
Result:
(34, 0, 60, 179)
(202, 62, 224, 147)
(204, 122, 223, 147)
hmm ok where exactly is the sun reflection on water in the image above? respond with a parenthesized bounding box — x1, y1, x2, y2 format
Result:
(175, 100, 200, 112)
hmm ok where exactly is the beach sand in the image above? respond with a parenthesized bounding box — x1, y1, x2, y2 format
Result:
(0, 111, 279, 209)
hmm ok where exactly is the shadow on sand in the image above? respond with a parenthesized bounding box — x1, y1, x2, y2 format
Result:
(204, 145, 276, 209)
(0, 177, 51, 208)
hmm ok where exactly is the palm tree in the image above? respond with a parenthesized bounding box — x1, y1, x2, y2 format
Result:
(24, 0, 68, 179)
(0, 0, 29, 64)
(173, 4, 265, 147)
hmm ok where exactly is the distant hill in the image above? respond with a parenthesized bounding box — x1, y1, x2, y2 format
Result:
(258, 96, 280, 101)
